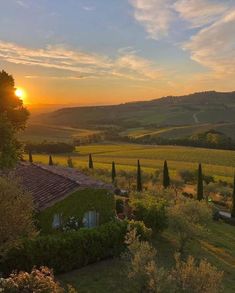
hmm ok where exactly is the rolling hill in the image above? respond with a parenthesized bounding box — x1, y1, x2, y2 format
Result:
(36, 91, 235, 128)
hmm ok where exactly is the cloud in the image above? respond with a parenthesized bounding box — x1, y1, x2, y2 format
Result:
(16, 0, 29, 8)
(129, 0, 175, 40)
(184, 10, 235, 75)
(0, 40, 163, 81)
(174, 0, 228, 28)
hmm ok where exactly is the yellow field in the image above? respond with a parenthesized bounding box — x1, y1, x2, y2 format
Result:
(26, 143, 235, 182)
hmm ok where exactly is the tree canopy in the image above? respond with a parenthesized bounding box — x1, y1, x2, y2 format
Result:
(0, 70, 29, 169)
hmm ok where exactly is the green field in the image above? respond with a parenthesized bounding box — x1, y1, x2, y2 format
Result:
(27, 143, 235, 182)
(59, 221, 235, 293)
(20, 122, 99, 143)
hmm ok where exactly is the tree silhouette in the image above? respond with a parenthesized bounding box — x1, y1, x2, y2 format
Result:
(137, 160, 142, 192)
(0, 70, 29, 169)
(49, 155, 53, 166)
(67, 156, 74, 168)
(163, 160, 170, 188)
(197, 163, 204, 201)
(111, 161, 116, 183)
(29, 150, 33, 163)
(89, 154, 93, 169)
(231, 173, 235, 218)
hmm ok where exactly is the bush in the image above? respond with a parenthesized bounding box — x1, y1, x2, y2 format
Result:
(168, 198, 212, 253)
(1, 220, 150, 275)
(130, 196, 168, 232)
(0, 266, 77, 292)
(116, 198, 124, 214)
(124, 230, 223, 293)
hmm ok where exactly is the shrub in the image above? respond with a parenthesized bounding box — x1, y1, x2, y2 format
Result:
(116, 198, 124, 214)
(0, 177, 36, 258)
(130, 196, 168, 232)
(179, 169, 196, 183)
(1, 220, 150, 275)
(168, 198, 212, 253)
(0, 266, 77, 292)
(124, 230, 223, 293)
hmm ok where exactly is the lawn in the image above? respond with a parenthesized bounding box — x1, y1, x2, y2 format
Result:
(26, 143, 235, 182)
(58, 221, 235, 293)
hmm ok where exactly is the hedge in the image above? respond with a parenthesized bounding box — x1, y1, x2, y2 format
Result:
(1, 220, 151, 276)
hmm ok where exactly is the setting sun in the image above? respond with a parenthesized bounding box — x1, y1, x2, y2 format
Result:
(15, 88, 26, 101)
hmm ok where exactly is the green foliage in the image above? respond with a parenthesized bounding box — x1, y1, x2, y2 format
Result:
(231, 173, 235, 218)
(0, 177, 36, 258)
(163, 160, 170, 188)
(67, 156, 74, 168)
(25, 142, 75, 154)
(179, 169, 196, 183)
(111, 161, 116, 183)
(116, 198, 124, 214)
(48, 155, 53, 166)
(136, 160, 142, 192)
(28, 150, 33, 163)
(89, 153, 93, 169)
(0, 71, 29, 169)
(0, 266, 77, 292)
(124, 229, 223, 293)
(197, 163, 204, 200)
(168, 198, 212, 253)
(38, 189, 115, 234)
(130, 196, 168, 232)
(1, 220, 150, 275)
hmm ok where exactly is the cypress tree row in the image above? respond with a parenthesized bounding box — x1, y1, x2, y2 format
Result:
(231, 173, 235, 218)
(163, 160, 170, 188)
(49, 155, 53, 166)
(89, 154, 93, 169)
(111, 161, 116, 183)
(197, 163, 204, 201)
(28, 150, 33, 163)
(137, 160, 142, 192)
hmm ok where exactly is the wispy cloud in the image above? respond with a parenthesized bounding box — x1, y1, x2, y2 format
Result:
(16, 0, 29, 8)
(0, 40, 163, 81)
(129, 0, 175, 40)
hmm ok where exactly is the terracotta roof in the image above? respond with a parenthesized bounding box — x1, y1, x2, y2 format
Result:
(12, 163, 113, 210)
(14, 163, 79, 210)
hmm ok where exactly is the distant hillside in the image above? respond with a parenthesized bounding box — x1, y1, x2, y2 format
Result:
(37, 91, 235, 128)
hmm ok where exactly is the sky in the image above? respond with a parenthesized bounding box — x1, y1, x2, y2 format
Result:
(0, 0, 235, 106)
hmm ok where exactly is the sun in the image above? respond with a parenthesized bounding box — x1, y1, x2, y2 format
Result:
(15, 88, 26, 101)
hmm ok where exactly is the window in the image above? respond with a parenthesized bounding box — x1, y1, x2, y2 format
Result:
(52, 213, 62, 229)
(83, 210, 99, 228)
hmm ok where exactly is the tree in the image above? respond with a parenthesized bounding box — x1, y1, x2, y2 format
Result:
(89, 154, 93, 169)
(0, 266, 77, 293)
(29, 150, 33, 163)
(0, 177, 36, 258)
(0, 70, 29, 169)
(231, 173, 235, 218)
(137, 160, 142, 192)
(111, 161, 116, 183)
(168, 198, 211, 253)
(67, 156, 74, 168)
(49, 155, 53, 166)
(197, 163, 204, 200)
(163, 160, 170, 188)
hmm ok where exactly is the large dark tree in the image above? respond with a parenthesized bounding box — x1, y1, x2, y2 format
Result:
(89, 154, 93, 169)
(231, 173, 235, 218)
(111, 161, 116, 183)
(0, 70, 29, 169)
(197, 163, 204, 201)
(137, 160, 142, 192)
(49, 155, 53, 166)
(163, 160, 170, 188)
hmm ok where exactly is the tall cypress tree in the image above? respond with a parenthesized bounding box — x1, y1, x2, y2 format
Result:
(89, 154, 93, 169)
(49, 155, 53, 166)
(28, 150, 33, 163)
(163, 160, 170, 188)
(111, 161, 116, 183)
(137, 160, 142, 192)
(231, 173, 235, 218)
(197, 163, 204, 201)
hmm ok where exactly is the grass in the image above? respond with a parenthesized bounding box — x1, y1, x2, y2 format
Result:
(58, 221, 235, 293)
(26, 143, 235, 182)
(20, 122, 99, 143)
